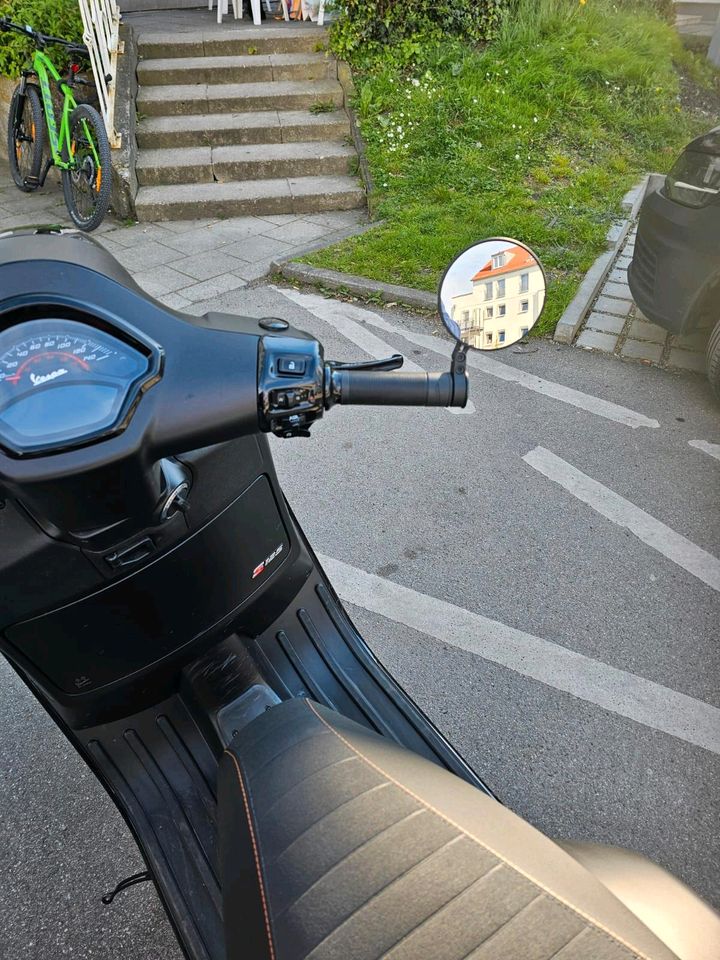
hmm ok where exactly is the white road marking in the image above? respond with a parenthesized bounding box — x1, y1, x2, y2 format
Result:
(318, 553, 720, 755)
(523, 445, 720, 593)
(275, 288, 658, 430)
(689, 440, 720, 463)
(277, 287, 475, 415)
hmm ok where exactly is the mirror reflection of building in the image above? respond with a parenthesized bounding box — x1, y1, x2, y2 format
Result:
(450, 244, 544, 349)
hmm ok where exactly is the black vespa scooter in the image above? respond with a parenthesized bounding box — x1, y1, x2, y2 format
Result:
(0, 228, 717, 960)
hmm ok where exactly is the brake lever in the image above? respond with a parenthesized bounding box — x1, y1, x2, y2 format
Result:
(327, 354, 404, 372)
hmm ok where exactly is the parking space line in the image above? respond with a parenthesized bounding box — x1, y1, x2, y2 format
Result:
(276, 288, 658, 430)
(277, 287, 475, 415)
(689, 440, 720, 463)
(319, 553, 720, 755)
(523, 445, 720, 593)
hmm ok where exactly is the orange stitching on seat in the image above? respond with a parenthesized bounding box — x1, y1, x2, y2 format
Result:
(305, 700, 652, 960)
(225, 750, 276, 960)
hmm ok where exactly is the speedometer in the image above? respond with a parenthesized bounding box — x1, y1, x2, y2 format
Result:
(0, 318, 153, 455)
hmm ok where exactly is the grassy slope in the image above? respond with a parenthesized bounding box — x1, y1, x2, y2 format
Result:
(304, 0, 717, 334)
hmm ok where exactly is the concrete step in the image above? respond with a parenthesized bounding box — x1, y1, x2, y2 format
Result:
(138, 26, 326, 59)
(676, 0, 720, 34)
(135, 175, 365, 220)
(136, 141, 357, 186)
(137, 108, 351, 149)
(137, 78, 343, 117)
(137, 52, 336, 86)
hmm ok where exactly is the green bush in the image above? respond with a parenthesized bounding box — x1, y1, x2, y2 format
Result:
(0, 0, 83, 79)
(330, 0, 506, 64)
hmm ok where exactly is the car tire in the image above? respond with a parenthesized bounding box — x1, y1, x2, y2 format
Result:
(706, 317, 720, 401)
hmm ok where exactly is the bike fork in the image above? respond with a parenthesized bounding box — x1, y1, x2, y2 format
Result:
(12, 74, 28, 143)
(12, 72, 46, 191)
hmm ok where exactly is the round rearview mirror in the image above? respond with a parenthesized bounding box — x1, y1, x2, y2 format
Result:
(438, 238, 546, 351)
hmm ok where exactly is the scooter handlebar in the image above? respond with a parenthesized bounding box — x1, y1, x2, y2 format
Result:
(327, 368, 467, 408)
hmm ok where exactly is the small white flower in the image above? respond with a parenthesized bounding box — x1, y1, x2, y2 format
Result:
(512, 124, 516, 129)
(411, 78, 420, 87)
(533, 116, 538, 123)
(515, 154, 520, 160)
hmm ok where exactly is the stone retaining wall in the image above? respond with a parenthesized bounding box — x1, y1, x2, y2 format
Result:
(0, 76, 16, 161)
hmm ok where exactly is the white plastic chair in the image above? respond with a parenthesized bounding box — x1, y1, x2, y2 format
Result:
(280, 0, 325, 24)
(210, 0, 262, 25)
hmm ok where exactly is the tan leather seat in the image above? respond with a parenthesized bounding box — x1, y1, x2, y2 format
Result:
(218, 698, 719, 960)
(560, 842, 720, 960)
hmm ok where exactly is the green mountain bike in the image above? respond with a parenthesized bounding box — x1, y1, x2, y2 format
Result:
(0, 18, 112, 232)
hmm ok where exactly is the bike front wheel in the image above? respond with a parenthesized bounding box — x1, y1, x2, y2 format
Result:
(61, 103, 112, 232)
(7, 83, 45, 192)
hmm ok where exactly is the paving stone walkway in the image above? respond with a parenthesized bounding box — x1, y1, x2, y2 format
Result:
(574, 224, 710, 375)
(0, 160, 367, 314)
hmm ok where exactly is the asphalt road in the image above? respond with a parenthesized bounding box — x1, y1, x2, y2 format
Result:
(1, 282, 718, 959)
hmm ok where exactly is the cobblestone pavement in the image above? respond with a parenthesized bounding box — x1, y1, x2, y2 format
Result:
(575, 224, 711, 375)
(0, 162, 367, 307)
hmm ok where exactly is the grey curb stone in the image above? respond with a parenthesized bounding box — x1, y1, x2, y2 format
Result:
(628, 319, 667, 344)
(585, 312, 625, 335)
(603, 281, 632, 299)
(576, 329, 618, 352)
(554, 174, 650, 345)
(668, 348, 706, 373)
(273, 261, 436, 311)
(553, 248, 617, 344)
(594, 296, 632, 317)
(621, 339, 663, 363)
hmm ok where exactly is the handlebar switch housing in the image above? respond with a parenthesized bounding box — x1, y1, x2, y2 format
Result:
(257, 335, 325, 438)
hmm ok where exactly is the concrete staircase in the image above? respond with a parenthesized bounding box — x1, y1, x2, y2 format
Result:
(134, 26, 365, 221)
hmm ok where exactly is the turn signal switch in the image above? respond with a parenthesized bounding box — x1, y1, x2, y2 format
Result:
(258, 335, 325, 438)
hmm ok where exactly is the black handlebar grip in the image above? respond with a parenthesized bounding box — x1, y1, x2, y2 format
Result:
(332, 369, 461, 406)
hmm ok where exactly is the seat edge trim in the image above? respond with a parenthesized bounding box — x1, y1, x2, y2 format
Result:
(225, 749, 277, 960)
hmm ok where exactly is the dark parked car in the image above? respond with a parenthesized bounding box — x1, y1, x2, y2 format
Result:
(628, 126, 720, 398)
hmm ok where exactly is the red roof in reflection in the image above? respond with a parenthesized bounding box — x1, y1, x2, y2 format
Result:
(472, 245, 537, 281)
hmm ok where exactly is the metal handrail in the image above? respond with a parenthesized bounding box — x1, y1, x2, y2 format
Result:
(77, 0, 123, 148)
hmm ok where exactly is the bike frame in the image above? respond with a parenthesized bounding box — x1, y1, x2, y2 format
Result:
(20, 48, 99, 178)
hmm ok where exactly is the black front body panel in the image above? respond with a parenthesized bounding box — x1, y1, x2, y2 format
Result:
(0, 229, 492, 960)
(6, 474, 290, 695)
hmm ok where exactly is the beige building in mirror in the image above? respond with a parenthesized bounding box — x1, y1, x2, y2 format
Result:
(451, 245, 544, 350)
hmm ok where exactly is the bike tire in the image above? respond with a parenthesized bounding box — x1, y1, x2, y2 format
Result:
(705, 316, 720, 402)
(61, 103, 112, 232)
(7, 83, 45, 192)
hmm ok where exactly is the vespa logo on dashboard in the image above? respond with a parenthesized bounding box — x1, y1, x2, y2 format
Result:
(30, 368, 68, 386)
(252, 543, 284, 580)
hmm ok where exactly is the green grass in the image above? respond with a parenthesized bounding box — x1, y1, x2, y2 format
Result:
(302, 0, 718, 335)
